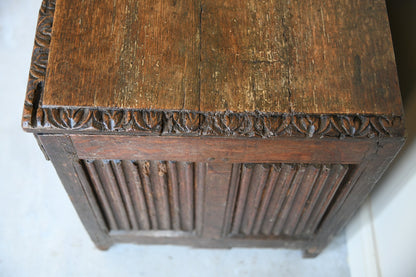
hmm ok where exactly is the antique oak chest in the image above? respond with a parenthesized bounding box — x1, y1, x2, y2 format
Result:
(22, 0, 405, 257)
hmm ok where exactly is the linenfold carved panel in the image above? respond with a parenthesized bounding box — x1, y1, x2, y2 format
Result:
(82, 160, 199, 232)
(81, 159, 350, 237)
(224, 163, 349, 237)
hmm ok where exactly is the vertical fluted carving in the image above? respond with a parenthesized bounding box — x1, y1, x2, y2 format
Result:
(82, 159, 200, 232)
(226, 163, 349, 237)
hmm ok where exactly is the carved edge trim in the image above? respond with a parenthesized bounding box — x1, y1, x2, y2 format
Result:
(25, 107, 404, 138)
(22, 0, 55, 130)
(22, 0, 404, 139)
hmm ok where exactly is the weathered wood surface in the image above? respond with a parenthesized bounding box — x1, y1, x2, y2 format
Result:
(45, 0, 199, 110)
(83, 159, 199, 232)
(70, 134, 373, 164)
(224, 163, 349, 237)
(38, 135, 113, 250)
(42, 0, 402, 115)
(24, 0, 406, 258)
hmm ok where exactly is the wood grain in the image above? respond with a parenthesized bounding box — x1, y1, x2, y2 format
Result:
(261, 164, 296, 235)
(310, 137, 404, 254)
(201, 163, 232, 238)
(177, 162, 194, 231)
(84, 160, 118, 230)
(272, 166, 307, 235)
(44, 0, 199, 110)
(27, 0, 406, 257)
(111, 161, 140, 230)
(225, 163, 350, 237)
(200, 0, 290, 112)
(304, 164, 349, 236)
(137, 161, 159, 229)
(222, 164, 241, 236)
(282, 165, 320, 235)
(110, 230, 309, 249)
(121, 160, 151, 230)
(149, 161, 171, 230)
(39, 135, 113, 249)
(294, 165, 331, 236)
(251, 165, 281, 235)
(166, 161, 181, 230)
(41, 0, 401, 115)
(82, 159, 202, 233)
(288, 0, 401, 114)
(95, 160, 131, 230)
(240, 164, 269, 235)
(71, 135, 372, 164)
(195, 163, 206, 236)
(230, 164, 253, 235)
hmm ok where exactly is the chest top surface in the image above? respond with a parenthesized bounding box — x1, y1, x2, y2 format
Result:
(23, 0, 404, 138)
(42, 0, 401, 115)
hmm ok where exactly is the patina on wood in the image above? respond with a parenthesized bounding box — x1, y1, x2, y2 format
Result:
(23, 0, 405, 258)
(41, 0, 402, 115)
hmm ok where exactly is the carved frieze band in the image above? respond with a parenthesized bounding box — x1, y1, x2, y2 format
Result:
(22, 0, 55, 129)
(22, 0, 403, 138)
(28, 108, 402, 138)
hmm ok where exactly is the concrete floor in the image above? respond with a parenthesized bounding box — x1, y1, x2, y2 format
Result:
(0, 1, 350, 276)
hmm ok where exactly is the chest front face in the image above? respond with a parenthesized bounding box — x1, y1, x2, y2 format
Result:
(23, 0, 405, 257)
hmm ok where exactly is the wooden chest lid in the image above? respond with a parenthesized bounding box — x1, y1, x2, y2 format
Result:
(23, 0, 404, 138)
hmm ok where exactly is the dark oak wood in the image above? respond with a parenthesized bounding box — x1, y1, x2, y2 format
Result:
(110, 230, 308, 249)
(38, 135, 112, 249)
(42, 0, 401, 116)
(112, 161, 140, 230)
(70, 135, 373, 164)
(121, 160, 151, 230)
(201, 163, 232, 238)
(23, 0, 405, 257)
(305, 137, 405, 256)
(44, 0, 200, 110)
(22, 0, 404, 139)
(252, 165, 281, 235)
(84, 160, 119, 231)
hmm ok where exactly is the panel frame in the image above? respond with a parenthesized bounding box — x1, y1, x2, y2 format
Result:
(37, 134, 113, 250)
(36, 133, 403, 255)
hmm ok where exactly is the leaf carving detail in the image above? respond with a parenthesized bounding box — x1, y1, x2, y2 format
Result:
(133, 111, 162, 132)
(29, 108, 402, 138)
(45, 108, 92, 129)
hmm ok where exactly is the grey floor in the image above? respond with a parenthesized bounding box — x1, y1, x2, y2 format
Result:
(0, 1, 350, 276)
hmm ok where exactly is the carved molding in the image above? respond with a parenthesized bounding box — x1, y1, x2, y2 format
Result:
(22, 0, 404, 139)
(28, 108, 402, 138)
(22, 0, 55, 129)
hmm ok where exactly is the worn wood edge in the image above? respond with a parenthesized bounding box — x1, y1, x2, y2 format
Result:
(110, 230, 197, 239)
(22, 0, 55, 130)
(305, 136, 406, 254)
(34, 133, 50, 160)
(24, 107, 405, 139)
(21, 0, 405, 139)
(71, 135, 373, 164)
(110, 230, 311, 250)
(38, 134, 113, 250)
